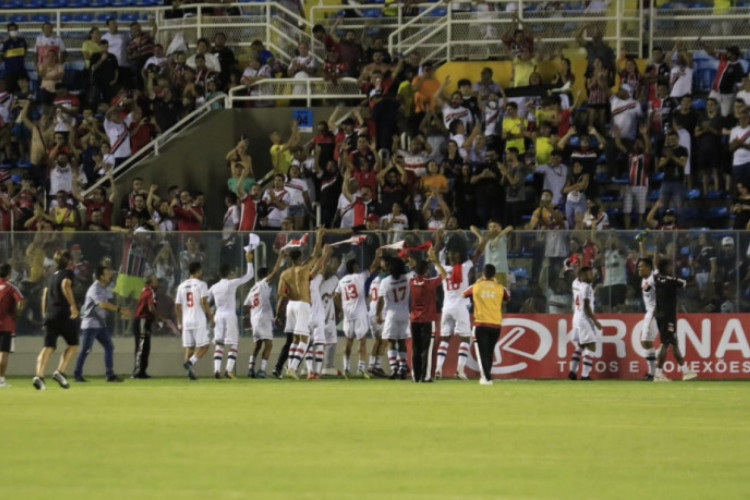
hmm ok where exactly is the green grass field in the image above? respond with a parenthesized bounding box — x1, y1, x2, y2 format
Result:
(2, 378, 749, 499)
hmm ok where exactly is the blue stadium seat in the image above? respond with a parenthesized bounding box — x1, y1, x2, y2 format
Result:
(689, 2, 709, 7)
(692, 98, 706, 109)
(680, 267, 691, 279)
(32, 14, 52, 23)
(96, 13, 112, 22)
(363, 9, 382, 17)
(524, 172, 534, 183)
(27, 0, 46, 8)
(0, 15, 5, 23)
(513, 267, 530, 281)
(685, 188, 701, 200)
(111, 0, 135, 6)
(707, 206, 729, 219)
(45, 0, 69, 7)
(648, 189, 660, 201)
(9, 15, 30, 23)
(705, 190, 728, 200)
(133, 0, 158, 5)
(68, 0, 92, 7)
(600, 190, 622, 202)
(612, 175, 629, 185)
(680, 246, 690, 256)
(427, 7, 447, 16)
(119, 12, 139, 22)
(90, 0, 113, 6)
(74, 13, 94, 22)
(60, 13, 73, 22)
(651, 172, 665, 183)
(683, 207, 700, 220)
(3, 0, 24, 8)
(606, 208, 621, 221)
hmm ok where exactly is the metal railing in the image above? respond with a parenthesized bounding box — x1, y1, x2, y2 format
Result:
(649, 6, 750, 54)
(226, 77, 366, 108)
(81, 93, 225, 196)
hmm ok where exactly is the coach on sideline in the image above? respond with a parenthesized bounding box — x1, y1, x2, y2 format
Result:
(462, 264, 510, 386)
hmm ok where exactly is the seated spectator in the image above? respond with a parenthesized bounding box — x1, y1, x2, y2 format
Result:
(187, 37, 221, 74)
(582, 199, 609, 230)
(288, 41, 317, 94)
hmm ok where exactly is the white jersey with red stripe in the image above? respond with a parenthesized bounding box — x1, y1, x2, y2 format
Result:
(572, 278, 595, 326)
(175, 278, 209, 329)
(336, 272, 369, 320)
(442, 260, 473, 310)
(641, 271, 657, 315)
(244, 278, 274, 325)
(378, 275, 411, 321)
(368, 274, 384, 318)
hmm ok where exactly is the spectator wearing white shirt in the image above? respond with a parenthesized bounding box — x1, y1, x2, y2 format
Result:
(102, 18, 130, 83)
(730, 108, 750, 189)
(610, 84, 642, 141)
(49, 152, 85, 195)
(220, 192, 241, 265)
(186, 38, 221, 74)
(33, 22, 66, 67)
(285, 164, 311, 229)
(240, 57, 273, 99)
(668, 47, 693, 100)
(288, 41, 317, 95)
(103, 105, 133, 164)
(535, 150, 568, 206)
(262, 174, 291, 229)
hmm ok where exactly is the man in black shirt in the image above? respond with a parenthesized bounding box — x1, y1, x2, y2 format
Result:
(33, 250, 80, 390)
(653, 259, 698, 382)
(89, 40, 119, 110)
(658, 130, 688, 217)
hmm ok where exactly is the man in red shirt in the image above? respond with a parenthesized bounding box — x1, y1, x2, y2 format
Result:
(237, 168, 263, 231)
(0, 263, 23, 388)
(170, 190, 203, 231)
(409, 247, 446, 383)
(133, 273, 159, 379)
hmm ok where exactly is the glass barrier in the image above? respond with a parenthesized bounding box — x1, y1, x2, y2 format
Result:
(5, 229, 748, 338)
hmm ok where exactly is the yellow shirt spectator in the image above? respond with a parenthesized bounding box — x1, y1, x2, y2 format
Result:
(463, 277, 510, 328)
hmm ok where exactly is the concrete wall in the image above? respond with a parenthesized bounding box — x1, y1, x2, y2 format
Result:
(114, 107, 337, 229)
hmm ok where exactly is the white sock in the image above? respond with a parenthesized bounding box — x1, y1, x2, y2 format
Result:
(581, 351, 593, 378)
(248, 355, 255, 370)
(290, 339, 309, 371)
(645, 348, 656, 376)
(189, 354, 200, 365)
(679, 362, 688, 373)
(655, 367, 663, 377)
(314, 344, 324, 374)
(457, 342, 470, 373)
(357, 358, 366, 372)
(325, 344, 336, 369)
(343, 353, 350, 372)
(226, 347, 237, 373)
(304, 347, 313, 373)
(569, 347, 582, 374)
(368, 355, 376, 369)
(387, 349, 398, 373)
(398, 351, 407, 371)
(260, 359, 268, 371)
(213, 347, 224, 372)
(436, 340, 449, 370)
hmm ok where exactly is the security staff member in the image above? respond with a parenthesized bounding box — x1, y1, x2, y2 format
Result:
(462, 264, 510, 386)
(408, 248, 446, 383)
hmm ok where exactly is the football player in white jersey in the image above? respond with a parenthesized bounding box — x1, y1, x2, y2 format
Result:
(637, 257, 658, 381)
(319, 256, 340, 376)
(335, 249, 382, 378)
(367, 251, 390, 377)
(376, 256, 411, 379)
(244, 253, 283, 378)
(567, 266, 602, 380)
(303, 241, 332, 380)
(209, 251, 254, 379)
(435, 249, 476, 380)
(175, 261, 214, 380)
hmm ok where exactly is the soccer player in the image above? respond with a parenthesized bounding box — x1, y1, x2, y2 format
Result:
(335, 249, 381, 378)
(0, 263, 24, 388)
(245, 254, 283, 378)
(34, 250, 80, 390)
(306, 245, 332, 379)
(462, 264, 511, 385)
(409, 248, 447, 382)
(175, 261, 214, 380)
(133, 274, 159, 379)
(637, 257, 659, 381)
(209, 250, 255, 379)
(653, 260, 698, 382)
(74, 265, 131, 383)
(567, 266, 602, 381)
(319, 256, 340, 376)
(366, 252, 390, 377)
(276, 235, 326, 379)
(376, 257, 411, 379)
(435, 250, 476, 380)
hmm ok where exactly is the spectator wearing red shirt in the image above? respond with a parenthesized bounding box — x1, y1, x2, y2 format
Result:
(73, 168, 115, 228)
(237, 167, 264, 231)
(311, 121, 336, 168)
(128, 107, 154, 154)
(312, 22, 340, 53)
(0, 263, 24, 387)
(323, 49, 348, 85)
(133, 273, 158, 378)
(409, 248, 446, 383)
(169, 190, 204, 231)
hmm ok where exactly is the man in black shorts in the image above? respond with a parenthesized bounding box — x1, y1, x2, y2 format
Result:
(34, 250, 80, 390)
(0, 263, 24, 388)
(653, 259, 698, 382)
